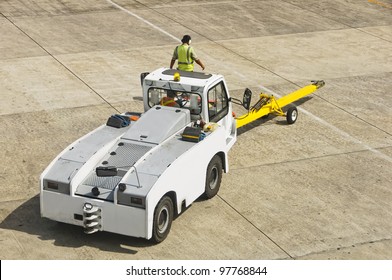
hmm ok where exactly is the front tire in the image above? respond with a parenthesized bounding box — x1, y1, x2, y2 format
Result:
(152, 196, 173, 243)
(204, 155, 223, 199)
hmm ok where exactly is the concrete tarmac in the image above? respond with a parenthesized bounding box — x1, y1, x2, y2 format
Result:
(0, 0, 391, 259)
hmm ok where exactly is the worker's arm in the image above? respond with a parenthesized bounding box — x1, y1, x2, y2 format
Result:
(195, 59, 205, 70)
(191, 48, 205, 70)
(170, 46, 179, 69)
(170, 58, 176, 69)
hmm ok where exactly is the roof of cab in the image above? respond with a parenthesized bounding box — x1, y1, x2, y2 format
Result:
(145, 67, 222, 88)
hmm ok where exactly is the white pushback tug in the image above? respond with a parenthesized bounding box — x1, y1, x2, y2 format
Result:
(40, 68, 324, 242)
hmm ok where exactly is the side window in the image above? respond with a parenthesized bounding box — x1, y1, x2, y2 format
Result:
(148, 88, 165, 107)
(208, 82, 228, 123)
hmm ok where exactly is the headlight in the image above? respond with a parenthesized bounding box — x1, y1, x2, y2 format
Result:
(117, 188, 145, 209)
(130, 197, 144, 207)
(43, 179, 70, 195)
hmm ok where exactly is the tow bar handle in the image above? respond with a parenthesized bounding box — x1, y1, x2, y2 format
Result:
(311, 80, 325, 89)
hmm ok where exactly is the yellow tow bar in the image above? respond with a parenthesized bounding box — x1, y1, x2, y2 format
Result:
(235, 80, 325, 128)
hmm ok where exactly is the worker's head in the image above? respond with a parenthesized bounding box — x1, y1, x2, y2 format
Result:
(167, 90, 177, 98)
(181, 35, 191, 44)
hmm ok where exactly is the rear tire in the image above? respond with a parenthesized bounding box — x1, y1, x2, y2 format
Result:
(204, 155, 223, 199)
(286, 106, 298, 124)
(152, 196, 173, 243)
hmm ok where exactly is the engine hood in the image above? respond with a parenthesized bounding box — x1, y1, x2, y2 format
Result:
(122, 106, 190, 144)
(71, 106, 192, 201)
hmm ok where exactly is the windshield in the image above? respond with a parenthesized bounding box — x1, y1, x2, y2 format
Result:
(148, 88, 202, 116)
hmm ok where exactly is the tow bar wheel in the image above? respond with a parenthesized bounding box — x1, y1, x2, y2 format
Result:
(152, 196, 173, 243)
(286, 106, 298, 124)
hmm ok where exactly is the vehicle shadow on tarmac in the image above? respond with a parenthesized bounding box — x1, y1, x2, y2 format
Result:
(0, 195, 157, 255)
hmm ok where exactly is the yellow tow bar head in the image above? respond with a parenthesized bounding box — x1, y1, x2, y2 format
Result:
(235, 80, 325, 128)
(312, 80, 325, 89)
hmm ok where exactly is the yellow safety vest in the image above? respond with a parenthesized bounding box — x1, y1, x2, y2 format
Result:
(160, 97, 178, 107)
(176, 45, 194, 71)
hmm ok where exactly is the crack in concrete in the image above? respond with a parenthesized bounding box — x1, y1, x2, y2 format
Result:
(0, 12, 121, 114)
(294, 237, 392, 259)
(217, 194, 294, 259)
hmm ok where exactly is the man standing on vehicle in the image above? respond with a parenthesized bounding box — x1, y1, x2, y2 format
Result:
(170, 35, 205, 72)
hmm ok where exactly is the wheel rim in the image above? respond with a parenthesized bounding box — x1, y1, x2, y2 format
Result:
(209, 166, 218, 190)
(291, 110, 297, 121)
(157, 206, 169, 234)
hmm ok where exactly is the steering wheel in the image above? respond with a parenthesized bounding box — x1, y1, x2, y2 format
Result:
(176, 92, 189, 107)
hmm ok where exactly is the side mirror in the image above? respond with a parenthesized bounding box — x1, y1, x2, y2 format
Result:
(140, 72, 150, 86)
(96, 166, 118, 177)
(243, 88, 252, 110)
